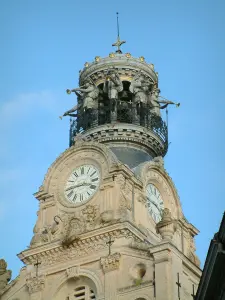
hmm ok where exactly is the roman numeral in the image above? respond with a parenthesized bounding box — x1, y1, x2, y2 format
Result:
(73, 194, 77, 202)
(92, 177, 98, 182)
(87, 167, 91, 174)
(67, 190, 73, 198)
(81, 167, 84, 175)
(73, 172, 78, 177)
(90, 185, 96, 190)
(90, 171, 96, 177)
(80, 194, 83, 201)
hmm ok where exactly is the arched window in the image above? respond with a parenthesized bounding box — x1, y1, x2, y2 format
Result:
(73, 285, 96, 299)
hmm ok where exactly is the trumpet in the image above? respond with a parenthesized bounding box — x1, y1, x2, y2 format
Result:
(66, 89, 71, 94)
(159, 96, 181, 108)
(59, 116, 63, 120)
(168, 101, 180, 107)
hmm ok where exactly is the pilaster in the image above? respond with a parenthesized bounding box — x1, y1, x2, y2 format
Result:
(26, 275, 45, 300)
(151, 247, 172, 300)
(100, 253, 121, 300)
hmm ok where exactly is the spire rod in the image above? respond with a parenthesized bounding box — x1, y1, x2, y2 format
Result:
(112, 12, 126, 54)
(117, 12, 120, 38)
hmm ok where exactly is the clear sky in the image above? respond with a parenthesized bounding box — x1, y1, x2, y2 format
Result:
(0, 0, 225, 279)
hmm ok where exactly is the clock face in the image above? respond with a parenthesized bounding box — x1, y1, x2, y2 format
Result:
(64, 165, 100, 204)
(146, 183, 164, 223)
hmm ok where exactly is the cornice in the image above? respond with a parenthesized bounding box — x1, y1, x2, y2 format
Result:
(82, 123, 166, 157)
(79, 54, 158, 85)
(118, 280, 153, 294)
(18, 222, 147, 265)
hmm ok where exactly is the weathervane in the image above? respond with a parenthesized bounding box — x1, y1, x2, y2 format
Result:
(112, 12, 126, 54)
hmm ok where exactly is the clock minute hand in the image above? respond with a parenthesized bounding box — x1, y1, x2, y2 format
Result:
(148, 198, 159, 210)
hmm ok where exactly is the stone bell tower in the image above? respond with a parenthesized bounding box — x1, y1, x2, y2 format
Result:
(0, 38, 201, 300)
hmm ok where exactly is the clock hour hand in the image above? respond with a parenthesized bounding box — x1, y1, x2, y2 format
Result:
(65, 182, 89, 191)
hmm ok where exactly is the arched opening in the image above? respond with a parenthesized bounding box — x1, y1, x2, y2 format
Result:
(73, 285, 96, 299)
(97, 80, 133, 125)
(54, 276, 97, 300)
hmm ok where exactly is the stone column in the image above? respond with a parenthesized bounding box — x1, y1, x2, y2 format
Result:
(26, 275, 45, 300)
(100, 253, 121, 300)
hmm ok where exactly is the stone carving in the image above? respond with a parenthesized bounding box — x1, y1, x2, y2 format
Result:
(100, 253, 121, 273)
(49, 215, 63, 241)
(0, 259, 11, 291)
(137, 194, 147, 205)
(26, 275, 45, 294)
(187, 235, 200, 267)
(98, 209, 128, 227)
(156, 208, 176, 240)
(82, 205, 98, 226)
(152, 156, 164, 168)
(66, 266, 80, 279)
(115, 174, 132, 211)
(62, 215, 85, 246)
(30, 223, 49, 248)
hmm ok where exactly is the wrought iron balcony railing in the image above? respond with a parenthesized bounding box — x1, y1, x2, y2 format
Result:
(69, 102, 168, 148)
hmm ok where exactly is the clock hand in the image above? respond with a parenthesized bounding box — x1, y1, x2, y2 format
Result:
(65, 182, 90, 191)
(148, 198, 160, 211)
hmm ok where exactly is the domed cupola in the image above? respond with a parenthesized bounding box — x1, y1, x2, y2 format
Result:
(62, 37, 179, 168)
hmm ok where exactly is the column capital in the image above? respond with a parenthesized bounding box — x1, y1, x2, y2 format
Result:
(100, 253, 121, 273)
(26, 275, 45, 294)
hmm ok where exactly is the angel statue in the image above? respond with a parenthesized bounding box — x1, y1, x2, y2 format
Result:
(104, 69, 123, 122)
(129, 74, 154, 125)
(61, 78, 99, 129)
(148, 87, 180, 117)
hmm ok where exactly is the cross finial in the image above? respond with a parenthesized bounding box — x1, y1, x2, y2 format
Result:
(112, 12, 126, 54)
(153, 270, 156, 298)
(191, 284, 196, 300)
(106, 236, 115, 255)
(176, 273, 182, 300)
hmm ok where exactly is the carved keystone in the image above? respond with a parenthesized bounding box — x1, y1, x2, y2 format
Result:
(66, 266, 80, 279)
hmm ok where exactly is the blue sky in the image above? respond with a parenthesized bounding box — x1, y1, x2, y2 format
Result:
(0, 0, 225, 279)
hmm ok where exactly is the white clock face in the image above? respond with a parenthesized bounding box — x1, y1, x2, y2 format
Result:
(64, 165, 100, 204)
(146, 183, 164, 223)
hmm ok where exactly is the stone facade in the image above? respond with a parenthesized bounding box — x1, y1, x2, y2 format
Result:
(0, 51, 201, 300)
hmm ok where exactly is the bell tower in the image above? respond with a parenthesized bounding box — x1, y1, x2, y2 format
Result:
(0, 37, 201, 300)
